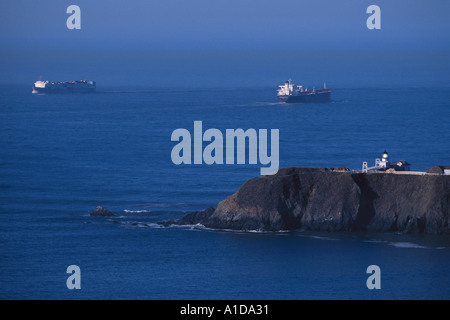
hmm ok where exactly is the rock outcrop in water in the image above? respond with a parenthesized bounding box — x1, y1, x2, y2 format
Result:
(162, 167, 450, 234)
(90, 206, 115, 217)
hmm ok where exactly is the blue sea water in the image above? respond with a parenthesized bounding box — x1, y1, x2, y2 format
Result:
(1, 84, 450, 300)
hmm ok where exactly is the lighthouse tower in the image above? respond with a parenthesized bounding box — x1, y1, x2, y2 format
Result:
(379, 150, 390, 169)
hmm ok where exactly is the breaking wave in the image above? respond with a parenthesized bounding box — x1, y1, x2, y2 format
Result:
(388, 241, 445, 249)
(123, 209, 151, 213)
(366, 239, 446, 250)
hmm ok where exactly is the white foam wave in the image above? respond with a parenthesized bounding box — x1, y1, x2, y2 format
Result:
(168, 223, 207, 230)
(123, 209, 151, 213)
(365, 239, 388, 244)
(365, 239, 446, 250)
(159, 223, 291, 234)
(308, 235, 338, 241)
(388, 242, 429, 249)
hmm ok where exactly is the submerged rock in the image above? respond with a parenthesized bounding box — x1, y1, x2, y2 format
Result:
(90, 206, 115, 217)
(164, 167, 450, 234)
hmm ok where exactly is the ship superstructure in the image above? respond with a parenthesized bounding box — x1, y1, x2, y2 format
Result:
(277, 79, 331, 103)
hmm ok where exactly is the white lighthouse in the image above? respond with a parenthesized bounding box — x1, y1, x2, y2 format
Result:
(362, 150, 412, 173)
(379, 150, 390, 169)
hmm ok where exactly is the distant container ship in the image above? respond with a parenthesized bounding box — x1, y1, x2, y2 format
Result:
(277, 79, 331, 103)
(32, 78, 96, 94)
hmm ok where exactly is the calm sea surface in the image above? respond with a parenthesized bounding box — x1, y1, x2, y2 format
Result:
(1, 85, 449, 299)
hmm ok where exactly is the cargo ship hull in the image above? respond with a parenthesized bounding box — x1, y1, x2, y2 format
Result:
(32, 86, 96, 94)
(277, 79, 331, 103)
(278, 89, 331, 103)
(32, 79, 96, 94)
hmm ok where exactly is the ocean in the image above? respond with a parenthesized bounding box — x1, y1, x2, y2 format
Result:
(0, 84, 449, 300)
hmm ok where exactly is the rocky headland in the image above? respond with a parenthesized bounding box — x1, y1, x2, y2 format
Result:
(161, 167, 450, 234)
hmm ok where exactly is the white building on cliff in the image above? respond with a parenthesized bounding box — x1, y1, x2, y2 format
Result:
(362, 150, 411, 173)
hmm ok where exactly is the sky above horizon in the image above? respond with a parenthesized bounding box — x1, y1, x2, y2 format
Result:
(1, 0, 450, 86)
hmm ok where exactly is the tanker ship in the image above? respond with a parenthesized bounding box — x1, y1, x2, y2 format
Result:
(32, 78, 96, 94)
(277, 79, 331, 103)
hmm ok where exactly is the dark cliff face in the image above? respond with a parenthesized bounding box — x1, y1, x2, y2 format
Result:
(172, 167, 450, 234)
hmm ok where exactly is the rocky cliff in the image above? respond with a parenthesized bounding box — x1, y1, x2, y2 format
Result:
(164, 167, 450, 234)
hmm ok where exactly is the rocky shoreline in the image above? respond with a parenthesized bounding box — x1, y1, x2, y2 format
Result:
(160, 167, 450, 234)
